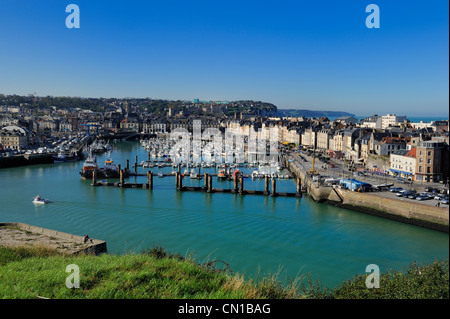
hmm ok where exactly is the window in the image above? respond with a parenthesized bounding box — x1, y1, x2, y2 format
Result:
(419, 166, 422, 173)
(428, 151, 431, 156)
(427, 159, 431, 164)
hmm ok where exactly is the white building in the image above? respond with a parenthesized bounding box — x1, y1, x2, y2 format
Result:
(389, 148, 417, 180)
(360, 114, 408, 129)
(381, 114, 407, 129)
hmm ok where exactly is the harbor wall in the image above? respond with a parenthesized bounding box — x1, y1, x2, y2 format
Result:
(0, 154, 54, 169)
(283, 155, 449, 233)
(0, 223, 107, 255)
(336, 190, 449, 232)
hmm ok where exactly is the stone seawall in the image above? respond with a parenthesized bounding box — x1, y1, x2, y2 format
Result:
(336, 189, 449, 233)
(283, 155, 449, 233)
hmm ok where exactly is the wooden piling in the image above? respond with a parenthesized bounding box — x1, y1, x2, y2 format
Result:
(178, 173, 183, 190)
(264, 175, 270, 195)
(92, 170, 96, 186)
(207, 175, 213, 193)
(147, 171, 153, 190)
(120, 169, 124, 187)
(233, 176, 238, 193)
(204, 173, 209, 189)
(239, 177, 244, 194)
(296, 177, 302, 197)
(126, 159, 129, 171)
(271, 178, 277, 197)
(134, 156, 138, 173)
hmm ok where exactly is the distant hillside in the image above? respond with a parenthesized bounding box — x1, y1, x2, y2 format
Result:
(277, 109, 355, 118)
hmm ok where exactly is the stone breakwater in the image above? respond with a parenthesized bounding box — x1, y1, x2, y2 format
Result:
(0, 223, 107, 255)
(283, 155, 449, 233)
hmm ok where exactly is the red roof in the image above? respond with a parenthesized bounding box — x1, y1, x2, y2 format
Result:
(405, 147, 416, 158)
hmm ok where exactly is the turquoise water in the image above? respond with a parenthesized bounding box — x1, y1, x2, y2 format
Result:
(0, 141, 448, 289)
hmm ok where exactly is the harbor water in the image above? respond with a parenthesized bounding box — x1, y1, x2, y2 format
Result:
(0, 141, 448, 289)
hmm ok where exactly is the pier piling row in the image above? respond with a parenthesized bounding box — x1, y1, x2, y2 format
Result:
(92, 169, 303, 197)
(90, 157, 304, 197)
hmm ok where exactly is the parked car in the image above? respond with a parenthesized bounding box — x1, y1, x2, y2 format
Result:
(408, 193, 419, 199)
(417, 194, 431, 201)
(395, 190, 407, 197)
(390, 187, 404, 193)
(401, 191, 415, 197)
(441, 197, 449, 205)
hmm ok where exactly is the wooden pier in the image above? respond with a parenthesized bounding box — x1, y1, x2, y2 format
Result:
(90, 158, 304, 198)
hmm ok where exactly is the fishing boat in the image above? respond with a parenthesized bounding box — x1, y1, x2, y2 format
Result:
(53, 152, 67, 163)
(33, 195, 50, 204)
(217, 169, 227, 181)
(79, 155, 99, 179)
(102, 158, 120, 178)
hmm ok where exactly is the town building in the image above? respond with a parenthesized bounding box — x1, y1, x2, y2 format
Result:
(0, 126, 29, 150)
(415, 140, 449, 183)
(389, 148, 417, 180)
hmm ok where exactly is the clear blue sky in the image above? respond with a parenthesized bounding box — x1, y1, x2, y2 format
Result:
(0, 0, 448, 117)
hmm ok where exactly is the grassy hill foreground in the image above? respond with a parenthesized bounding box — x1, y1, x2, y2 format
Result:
(0, 246, 448, 299)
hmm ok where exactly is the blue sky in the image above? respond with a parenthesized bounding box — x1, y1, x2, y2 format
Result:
(0, 0, 448, 117)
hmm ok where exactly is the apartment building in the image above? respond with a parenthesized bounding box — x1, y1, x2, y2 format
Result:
(0, 126, 28, 150)
(415, 141, 449, 183)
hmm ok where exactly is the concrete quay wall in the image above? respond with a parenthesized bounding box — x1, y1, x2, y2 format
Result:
(336, 190, 449, 232)
(283, 155, 449, 233)
(0, 223, 107, 255)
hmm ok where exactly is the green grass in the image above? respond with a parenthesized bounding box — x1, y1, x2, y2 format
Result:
(0, 246, 302, 299)
(331, 259, 449, 299)
(0, 246, 448, 299)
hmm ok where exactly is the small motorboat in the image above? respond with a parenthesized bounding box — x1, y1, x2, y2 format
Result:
(190, 169, 198, 179)
(33, 195, 50, 204)
(217, 169, 227, 181)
